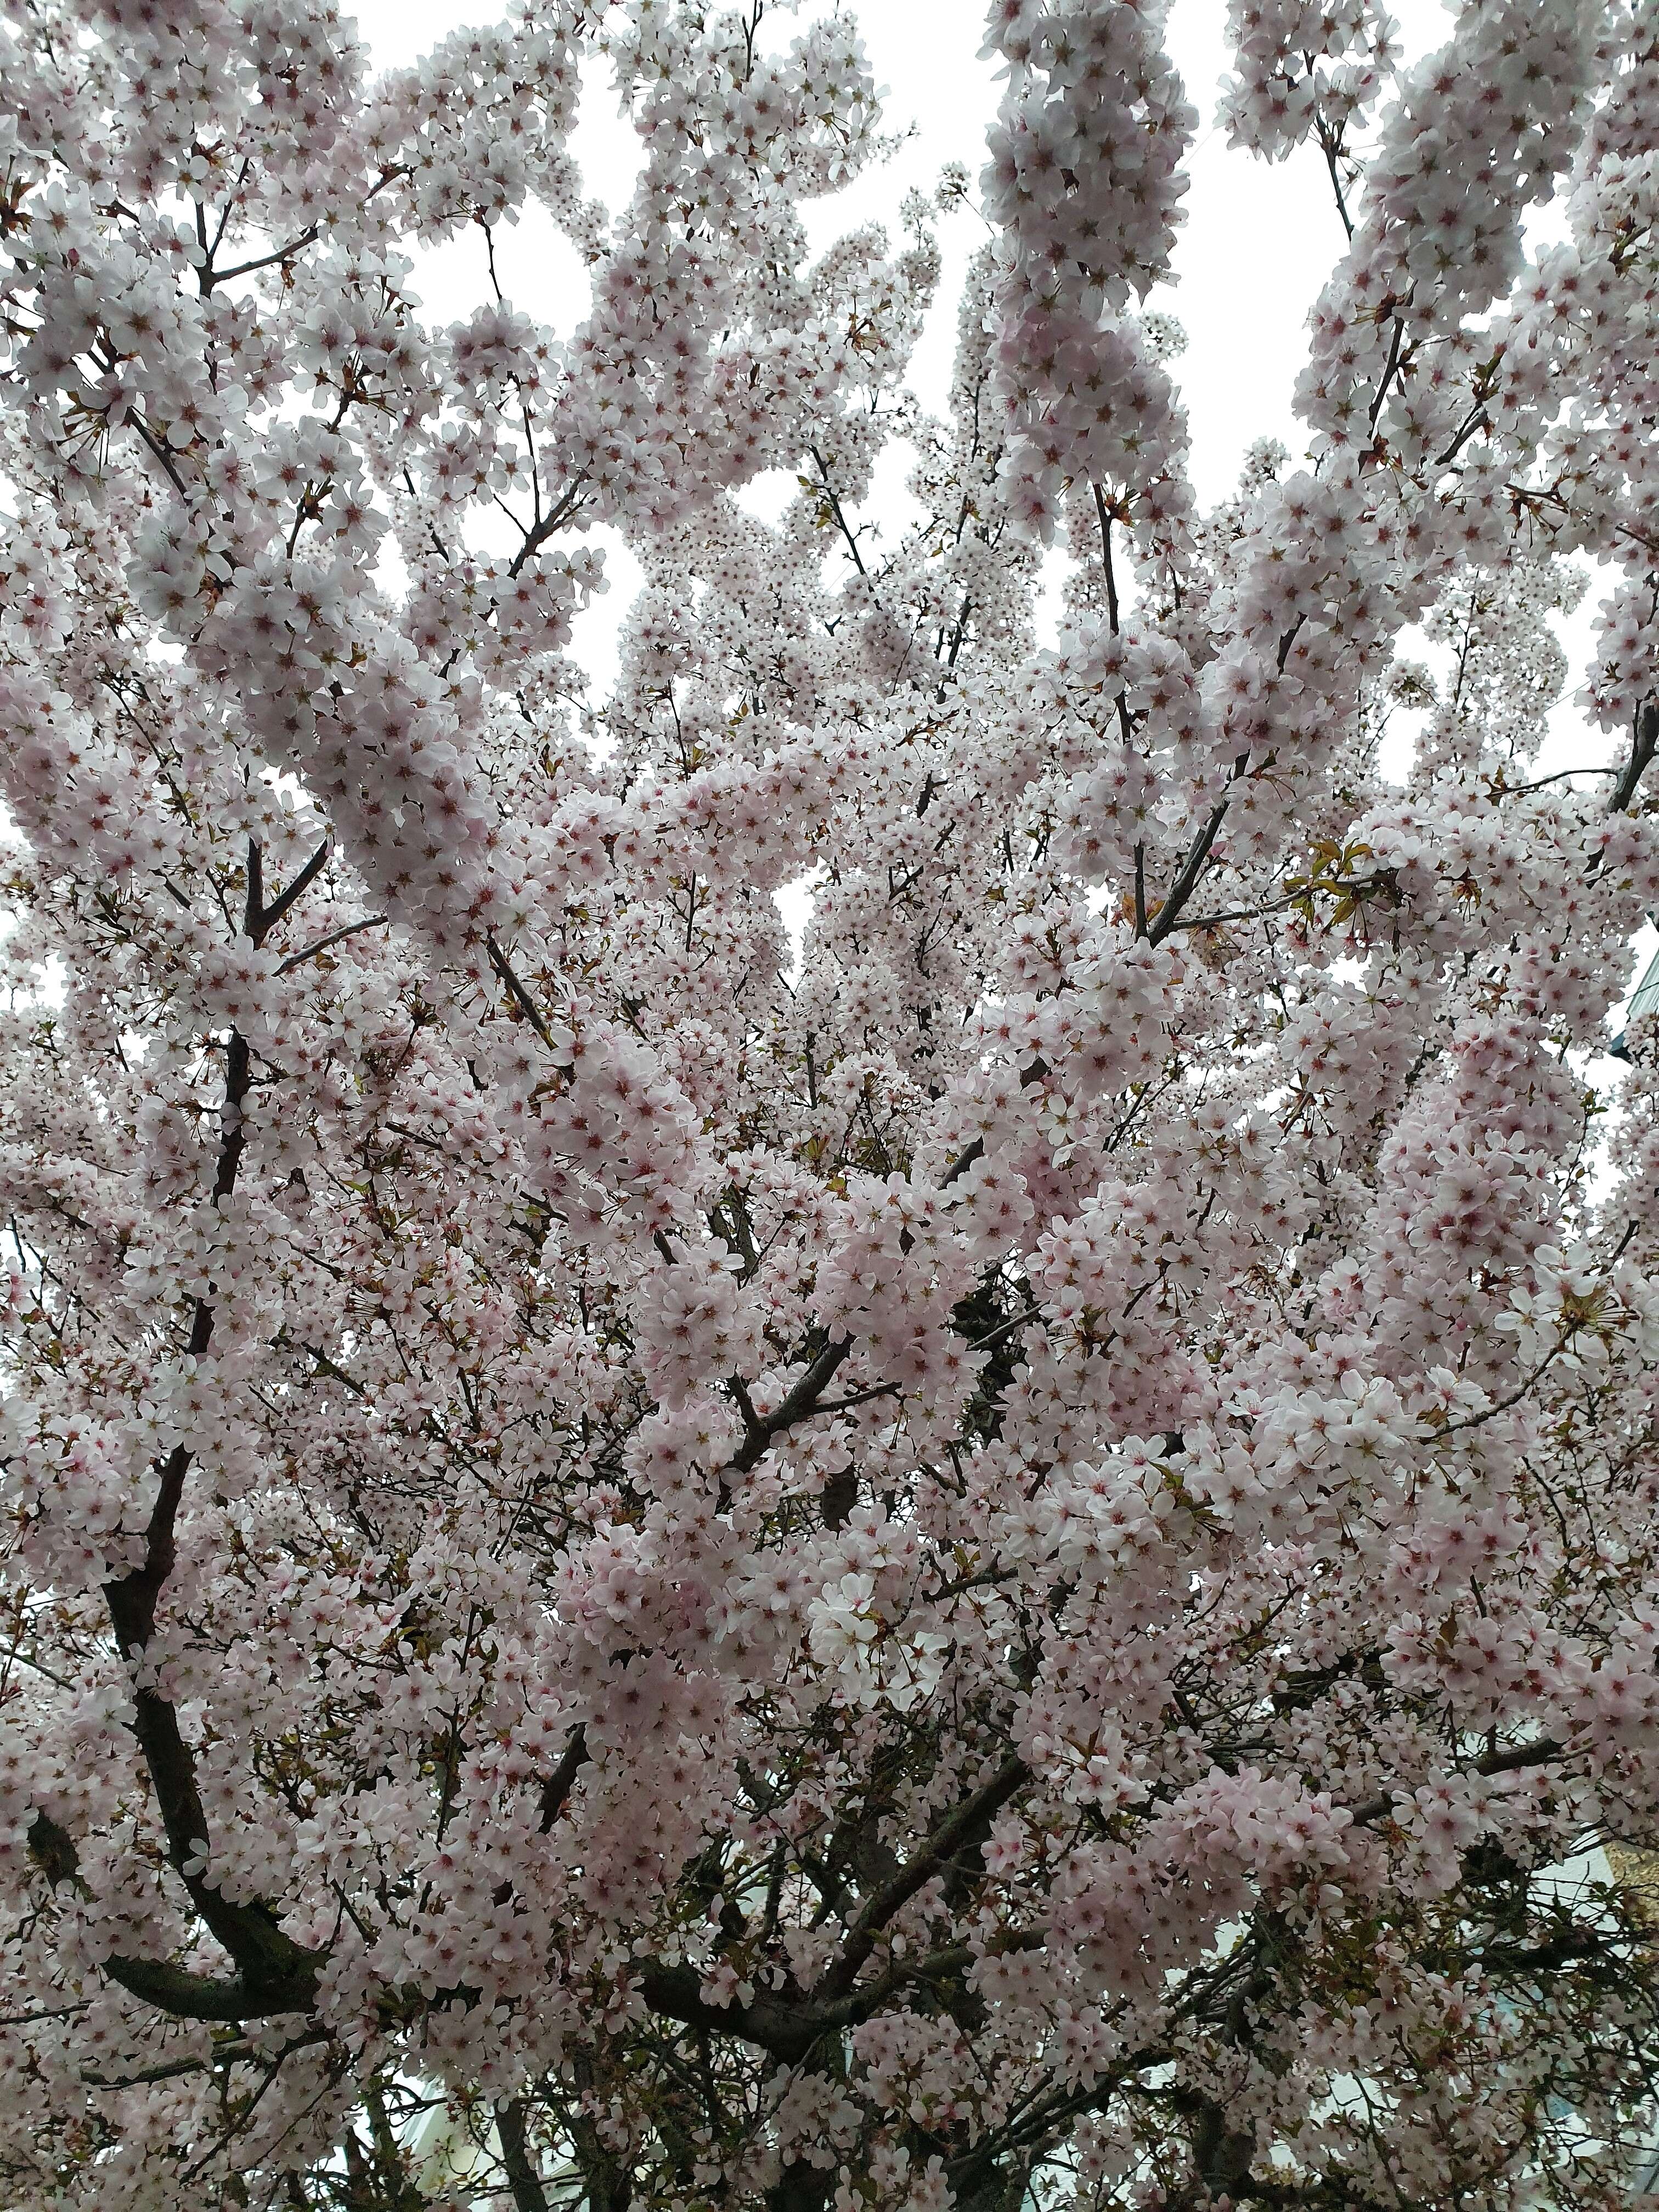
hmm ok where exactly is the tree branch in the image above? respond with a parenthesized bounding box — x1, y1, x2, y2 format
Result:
(726, 1337, 854, 1475)
(496, 2097, 552, 2212)
(812, 1754, 1028, 2004)
(1144, 794, 1233, 946)
(487, 934, 559, 1048)
(1346, 1738, 1565, 1827)
(27, 1813, 321, 2020)
(205, 225, 321, 290)
(633, 1958, 823, 2063)
(538, 1724, 589, 1833)
(1610, 697, 1657, 814)
(274, 913, 387, 976)
(80, 844, 335, 2021)
(254, 836, 333, 944)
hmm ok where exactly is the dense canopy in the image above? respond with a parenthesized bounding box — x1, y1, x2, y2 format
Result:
(2, 1, 1658, 2207)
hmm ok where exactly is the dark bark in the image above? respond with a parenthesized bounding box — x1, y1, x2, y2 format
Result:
(496, 2098, 551, 2212)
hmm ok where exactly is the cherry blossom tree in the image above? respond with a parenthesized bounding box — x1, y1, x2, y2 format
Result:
(2, 0, 1658, 2206)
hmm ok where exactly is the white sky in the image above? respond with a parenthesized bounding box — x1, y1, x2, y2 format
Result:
(0, 6, 1645, 1160)
(0, 7, 1641, 1193)
(346, 0, 1613, 775)
(343, 0, 1650, 1036)
(351, 0, 1465, 502)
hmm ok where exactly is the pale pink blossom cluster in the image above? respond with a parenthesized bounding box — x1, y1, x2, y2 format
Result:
(1220, 0, 1400, 163)
(982, 0, 1197, 550)
(0, 0, 1656, 2208)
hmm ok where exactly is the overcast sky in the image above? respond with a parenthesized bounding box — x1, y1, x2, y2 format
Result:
(343, 0, 1654, 1028)
(349, 0, 1470, 505)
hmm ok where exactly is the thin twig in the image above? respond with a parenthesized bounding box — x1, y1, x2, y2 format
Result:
(274, 914, 386, 975)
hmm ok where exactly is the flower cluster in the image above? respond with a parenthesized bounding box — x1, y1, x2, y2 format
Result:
(0, 1, 1656, 2208)
(1220, 0, 1400, 162)
(982, 0, 1197, 546)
